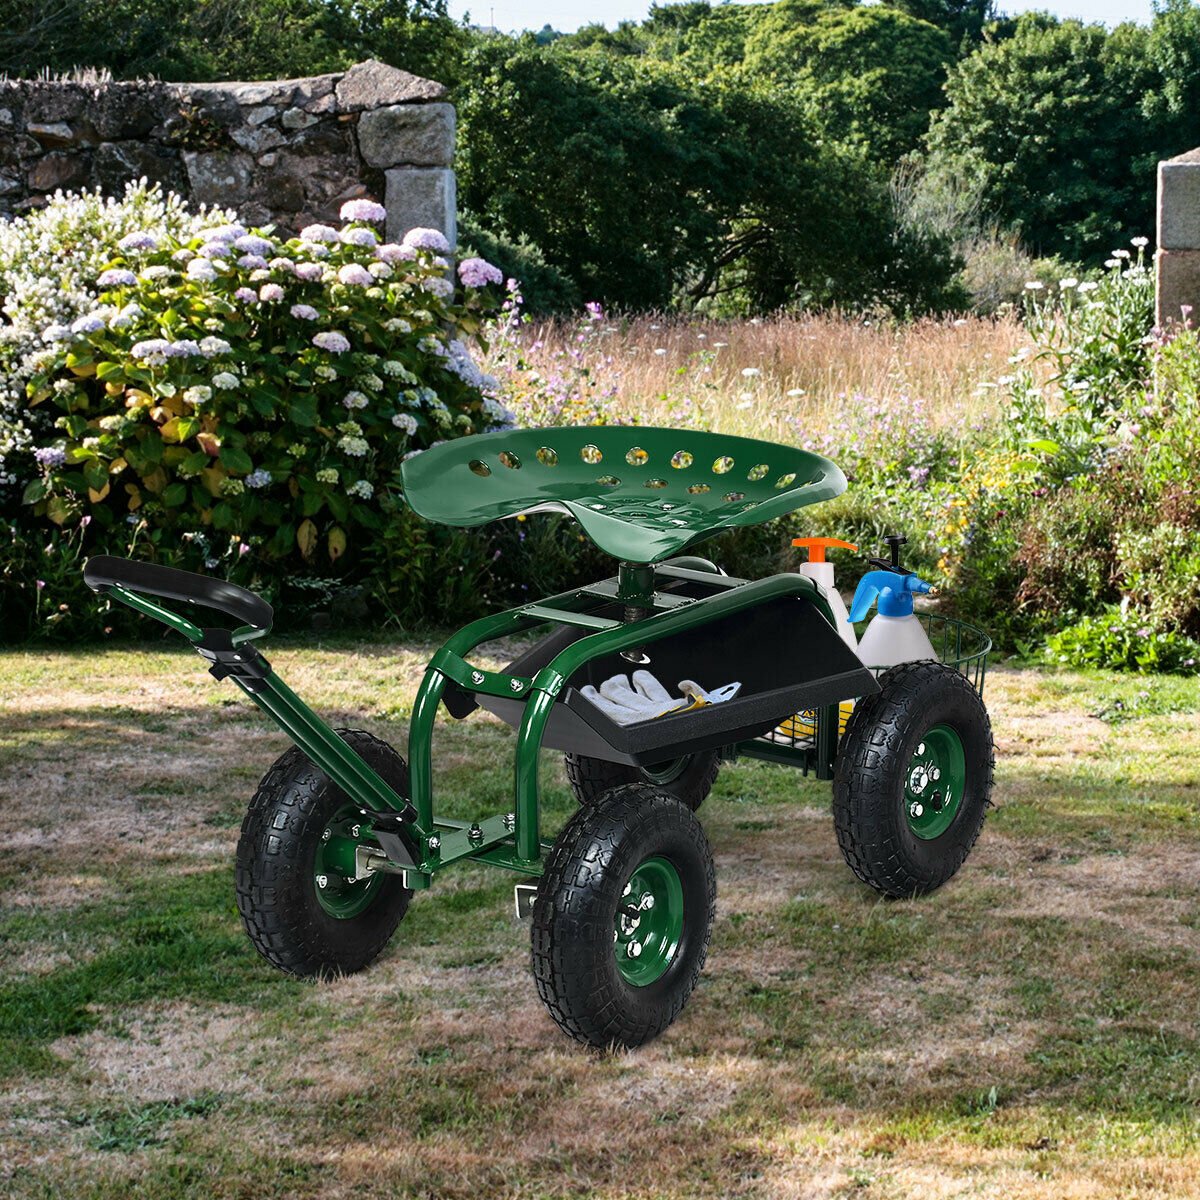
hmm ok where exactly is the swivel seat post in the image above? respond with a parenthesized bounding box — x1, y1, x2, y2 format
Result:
(616, 561, 656, 664)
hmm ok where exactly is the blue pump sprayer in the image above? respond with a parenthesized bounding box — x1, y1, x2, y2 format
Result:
(848, 552, 938, 667)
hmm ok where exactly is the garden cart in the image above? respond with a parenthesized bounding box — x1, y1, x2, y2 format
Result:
(83, 425, 994, 1048)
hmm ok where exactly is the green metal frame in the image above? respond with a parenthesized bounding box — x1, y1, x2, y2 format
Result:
(100, 560, 853, 889)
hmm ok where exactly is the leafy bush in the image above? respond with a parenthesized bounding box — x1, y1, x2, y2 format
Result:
(1046, 605, 1200, 674)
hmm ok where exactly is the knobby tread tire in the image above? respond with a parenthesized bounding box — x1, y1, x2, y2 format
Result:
(235, 728, 413, 979)
(531, 783, 716, 1049)
(832, 661, 994, 899)
(563, 752, 720, 812)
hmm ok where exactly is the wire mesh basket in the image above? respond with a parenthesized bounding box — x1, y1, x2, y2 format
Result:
(760, 614, 992, 754)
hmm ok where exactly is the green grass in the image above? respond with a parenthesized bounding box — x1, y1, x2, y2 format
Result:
(1, 645, 1198, 1198)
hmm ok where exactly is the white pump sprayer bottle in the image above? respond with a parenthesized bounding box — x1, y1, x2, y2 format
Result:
(791, 537, 859, 653)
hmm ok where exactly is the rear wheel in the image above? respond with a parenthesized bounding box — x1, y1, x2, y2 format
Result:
(563, 750, 720, 811)
(531, 783, 716, 1048)
(235, 729, 414, 978)
(833, 662, 994, 898)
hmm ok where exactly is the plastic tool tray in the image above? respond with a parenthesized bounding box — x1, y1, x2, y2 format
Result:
(444, 577, 878, 767)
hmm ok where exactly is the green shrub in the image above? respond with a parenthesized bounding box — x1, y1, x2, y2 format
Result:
(1045, 604, 1200, 674)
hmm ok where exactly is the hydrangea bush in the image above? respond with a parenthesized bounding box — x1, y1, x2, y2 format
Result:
(23, 198, 510, 581)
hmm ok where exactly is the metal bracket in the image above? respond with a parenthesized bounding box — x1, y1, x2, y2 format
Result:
(513, 882, 539, 920)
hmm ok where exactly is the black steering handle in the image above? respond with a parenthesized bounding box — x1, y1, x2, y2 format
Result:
(83, 555, 273, 632)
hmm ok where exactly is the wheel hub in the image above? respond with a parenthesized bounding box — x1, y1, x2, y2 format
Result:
(904, 725, 966, 840)
(614, 856, 683, 986)
(314, 802, 385, 919)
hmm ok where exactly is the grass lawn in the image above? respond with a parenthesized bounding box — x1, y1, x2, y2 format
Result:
(1, 637, 1198, 1198)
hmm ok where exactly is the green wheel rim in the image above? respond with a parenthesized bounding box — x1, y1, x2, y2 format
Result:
(641, 757, 689, 786)
(314, 802, 385, 919)
(904, 724, 966, 841)
(614, 856, 684, 987)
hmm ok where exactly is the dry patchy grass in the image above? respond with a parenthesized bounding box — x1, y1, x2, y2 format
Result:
(0, 644, 1198, 1198)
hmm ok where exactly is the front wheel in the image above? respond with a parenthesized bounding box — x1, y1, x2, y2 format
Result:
(531, 783, 716, 1048)
(235, 729, 414, 978)
(833, 662, 994, 898)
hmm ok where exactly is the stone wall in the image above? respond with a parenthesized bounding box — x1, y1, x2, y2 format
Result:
(0, 60, 456, 246)
(1156, 147, 1200, 326)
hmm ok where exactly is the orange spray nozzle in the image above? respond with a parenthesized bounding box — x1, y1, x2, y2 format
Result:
(791, 537, 859, 563)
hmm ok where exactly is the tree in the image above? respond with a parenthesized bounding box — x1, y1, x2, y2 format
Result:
(924, 14, 1157, 260)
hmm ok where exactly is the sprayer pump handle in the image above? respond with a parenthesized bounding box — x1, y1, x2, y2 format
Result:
(790, 536, 859, 564)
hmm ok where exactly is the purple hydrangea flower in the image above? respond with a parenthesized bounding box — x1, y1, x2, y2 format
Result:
(376, 243, 416, 264)
(238, 254, 269, 270)
(187, 258, 218, 282)
(173, 339, 202, 357)
(401, 227, 451, 253)
(340, 199, 387, 224)
(300, 224, 339, 244)
(259, 283, 285, 302)
(457, 257, 504, 288)
(313, 331, 351, 353)
(34, 446, 67, 468)
(233, 234, 275, 256)
(339, 226, 378, 248)
(202, 224, 247, 243)
(337, 263, 374, 287)
(131, 338, 178, 363)
(294, 262, 325, 282)
(199, 241, 232, 259)
(245, 469, 272, 489)
(118, 231, 159, 253)
(97, 268, 137, 287)
(290, 304, 320, 320)
(421, 275, 454, 299)
(269, 257, 295, 274)
(42, 324, 73, 342)
(234, 287, 258, 304)
(71, 313, 106, 334)
(199, 336, 232, 358)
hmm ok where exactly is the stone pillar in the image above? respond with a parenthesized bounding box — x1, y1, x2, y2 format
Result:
(1156, 148, 1200, 326)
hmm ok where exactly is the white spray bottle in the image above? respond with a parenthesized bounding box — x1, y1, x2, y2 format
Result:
(791, 537, 860, 653)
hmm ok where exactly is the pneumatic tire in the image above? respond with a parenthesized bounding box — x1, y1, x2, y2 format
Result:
(531, 784, 716, 1048)
(563, 751, 720, 811)
(833, 662, 994, 898)
(235, 729, 414, 978)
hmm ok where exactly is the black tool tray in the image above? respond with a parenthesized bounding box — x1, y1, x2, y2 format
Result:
(448, 581, 877, 767)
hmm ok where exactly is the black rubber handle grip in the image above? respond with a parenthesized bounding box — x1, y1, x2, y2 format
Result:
(83, 555, 273, 631)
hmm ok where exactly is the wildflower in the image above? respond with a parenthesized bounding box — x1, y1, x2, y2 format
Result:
(458, 257, 503, 288)
(392, 412, 418, 434)
(339, 226, 378, 248)
(1105, 258, 1121, 269)
(377, 243, 416, 264)
(313, 331, 351, 353)
(316, 467, 339, 484)
(337, 263, 374, 287)
(238, 253, 269, 270)
(34, 446, 67, 468)
(741, 367, 761, 378)
(341, 199, 388, 223)
(1078, 281, 1099, 293)
(343, 390, 369, 409)
(233, 234, 274, 256)
(259, 283, 285, 302)
(187, 258, 218, 282)
(1131, 236, 1149, 248)
(347, 479, 374, 499)
(97, 268, 137, 287)
(654, 348, 667, 356)
(213, 372, 240, 389)
(1023, 281, 1044, 291)
(118, 231, 159, 253)
(585, 301, 604, 321)
(245, 468, 272, 489)
(1060, 277, 1079, 290)
(71, 313, 106, 333)
(300, 224, 339, 243)
(234, 287, 258, 304)
(786, 388, 805, 398)
(1112, 249, 1131, 259)
(199, 336, 232, 358)
(401, 227, 451, 253)
(290, 304, 319, 321)
(294, 262, 325, 282)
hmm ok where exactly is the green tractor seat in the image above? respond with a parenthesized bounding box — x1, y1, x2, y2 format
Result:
(400, 426, 846, 563)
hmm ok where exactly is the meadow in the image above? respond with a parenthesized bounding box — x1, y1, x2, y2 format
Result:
(1, 636, 1198, 1199)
